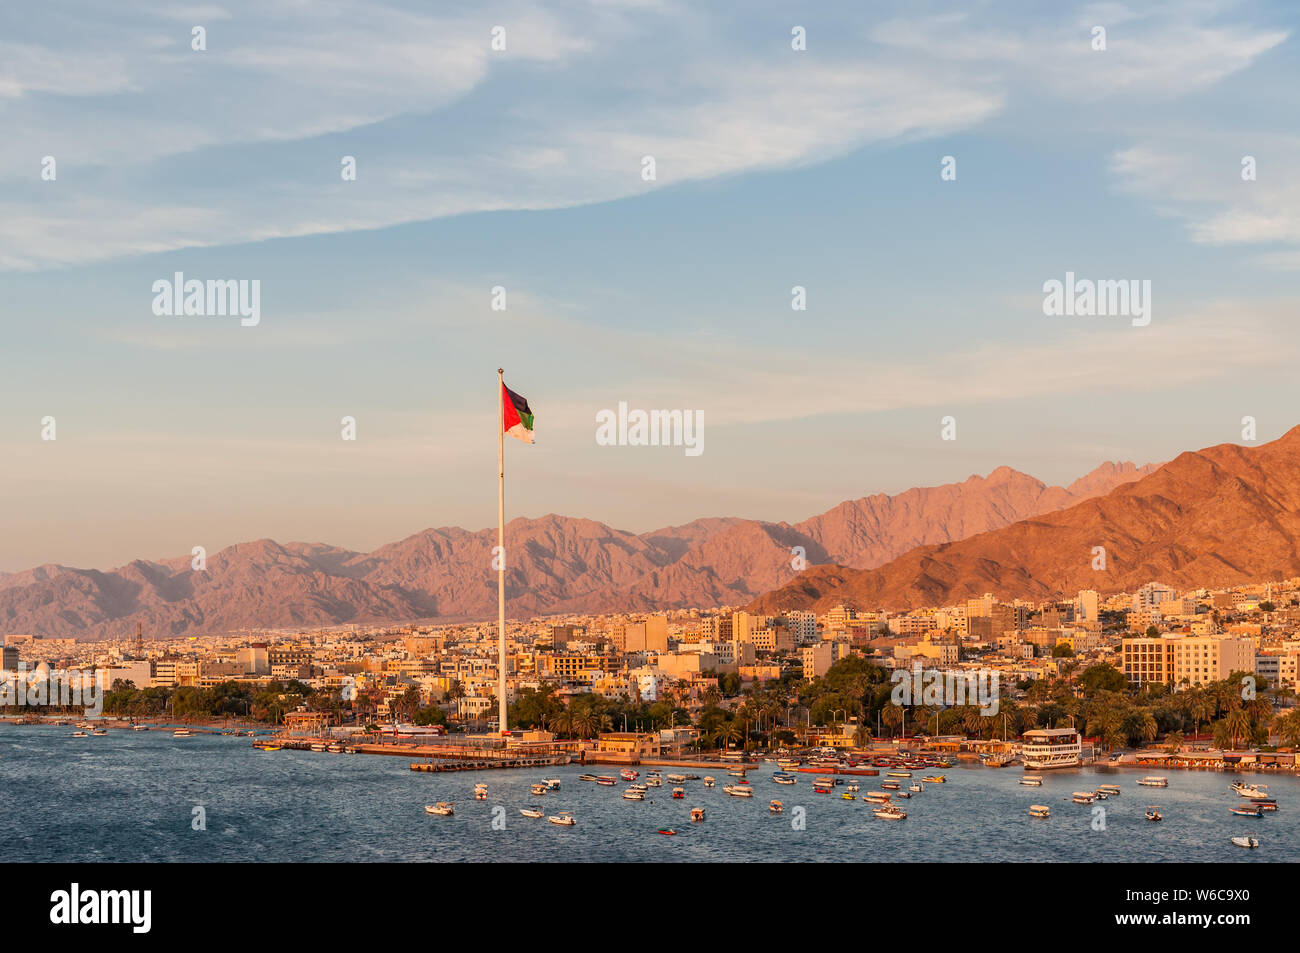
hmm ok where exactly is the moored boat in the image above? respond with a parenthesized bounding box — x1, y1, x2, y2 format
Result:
(690, 807, 706, 822)
(548, 811, 576, 826)
(520, 807, 544, 819)
(1072, 791, 1096, 804)
(622, 788, 645, 800)
(873, 804, 907, 820)
(769, 799, 783, 814)
(1145, 807, 1163, 822)
(1028, 804, 1051, 818)
(1137, 776, 1168, 787)
(1230, 804, 1263, 817)
(1231, 836, 1259, 849)
(425, 802, 455, 816)
(1019, 775, 1044, 786)
(724, 784, 754, 797)
(703, 776, 716, 787)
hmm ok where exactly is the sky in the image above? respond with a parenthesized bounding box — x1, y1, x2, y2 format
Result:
(3, 0, 1300, 572)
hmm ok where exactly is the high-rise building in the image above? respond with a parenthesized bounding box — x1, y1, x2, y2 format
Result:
(1077, 589, 1100, 623)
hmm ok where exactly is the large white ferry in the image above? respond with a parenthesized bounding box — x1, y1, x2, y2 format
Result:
(1019, 728, 1081, 770)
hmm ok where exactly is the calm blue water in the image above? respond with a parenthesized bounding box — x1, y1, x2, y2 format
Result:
(0, 726, 1289, 862)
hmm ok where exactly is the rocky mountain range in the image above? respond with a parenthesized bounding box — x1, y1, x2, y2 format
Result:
(748, 428, 1300, 614)
(0, 459, 1159, 640)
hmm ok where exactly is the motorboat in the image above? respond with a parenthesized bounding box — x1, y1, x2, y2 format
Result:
(1231, 836, 1259, 849)
(1137, 776, 1168, 787)
(690, 808, 705, 822)
(71, 731, 89, 738)
(1251, 798, 1278, 812)
(922, 775, 946, 784)
(1019, 776, 1044, 786)
(620, 769, 639, 782)
(909, 783, 923, 793)
(1230, 804, 1263, 817)
(657, 829, 677, 836)
(596, 776, 616, 786)
(578, 773, 598, 782)
(841, 791, 856, 800)
(666, 774, 687, 784)
(519, 807, 544, 819)
(548, 812, 576, 826)
(425, 802, 455, 816)
(886, 771, 912, 778)
(724, 785, 754, 797)
(1232, 782, 1269, 799)
(174, 728, 194, 738)
(1072, 792, 1096, 804)
(772, 773, 797, 785)
(862, 791, 891, 803)
(1145, 808, 1163, 822)
(703, 776, 716, 787)
(1097, 783, 1121, 796)
(622, 788, 645, 800)
(873, 804, 907, 820)
(529, 783, 547, 797)
(672, 787, 685, 799)
(542, 778, 561, 789)
(882, 781, 901, 790)
(1028, 805, 1051, 818)
(769, 800, 783, 814)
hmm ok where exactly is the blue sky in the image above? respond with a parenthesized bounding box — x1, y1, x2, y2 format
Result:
(3, 0, 1300, 571)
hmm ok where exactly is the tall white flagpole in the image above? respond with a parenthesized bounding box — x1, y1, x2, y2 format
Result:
(497, 368, 508, 737)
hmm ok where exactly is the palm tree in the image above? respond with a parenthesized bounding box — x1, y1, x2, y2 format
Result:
(1164, 730, 1184, 754)
(1224, 709, 1251, 750)
(719, 720, 743, 750)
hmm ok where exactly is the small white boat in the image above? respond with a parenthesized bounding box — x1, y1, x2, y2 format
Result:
(908, 783, 923, 793)
(886, 771, 912, 778)
(772, 773, 797, 785)
(71, 731, 89, 738)
(620, 769, 638, 782)
(1145, 808, 1163, 822)
(1231, 836, 1259, 849)
(703, 776, 716, 787)
(548, 812, 576, 826)
(529, 783, 547, 796)
(724, 785, 754, 797)
(862, 791, 892, 803)
(1019, 776, 1044, 786)
(873, 805, 907, 820)
(1028, 804, 1051, 818)
(173, 728, 194, 738)
(1137, 776, 1168, 787)
(1097, 783, 1121, 796)
(622, 788, 645, 800)
(1072, 791, 1096, 804)
(769, 799, 783, 814)
(91, 728, 108, 736)
(666, 773, 687, 784)
(1233, 783, 1269, 799)
(131, 724, 149, 732)
(519, 807, 544, 819)
(425, 802, 455, 816)
(542, 778, 561, 789)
